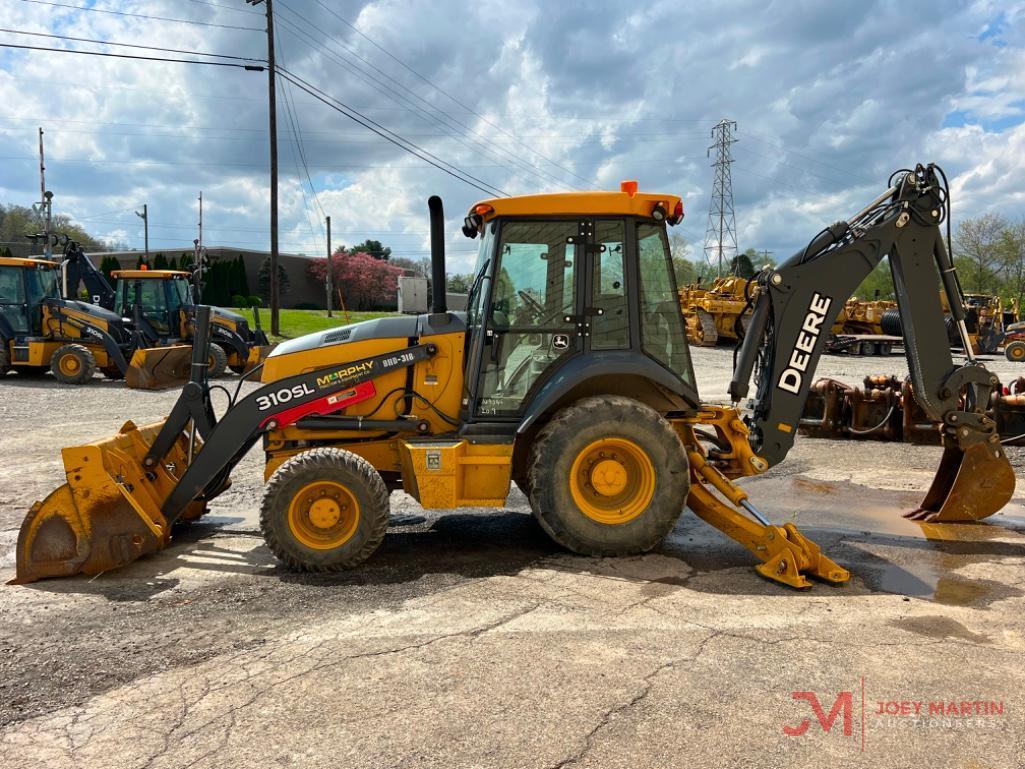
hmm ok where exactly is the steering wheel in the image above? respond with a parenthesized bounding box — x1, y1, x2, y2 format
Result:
(517, 289, 544, 318)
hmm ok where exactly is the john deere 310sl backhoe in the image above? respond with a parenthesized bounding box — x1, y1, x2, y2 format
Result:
(12, 164, 1015, 588)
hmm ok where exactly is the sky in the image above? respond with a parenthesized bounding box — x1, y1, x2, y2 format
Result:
(0, 0, 1023, 274)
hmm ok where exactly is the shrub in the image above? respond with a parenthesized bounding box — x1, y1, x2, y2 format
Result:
(247, 296, 263, 308)
(291, 302, 321, 311)
(231, 294, 247, 308)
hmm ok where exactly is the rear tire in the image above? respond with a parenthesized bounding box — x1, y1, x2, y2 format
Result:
(527, 395, 689, 556)
(207, 343, 228, 378)
(1005, 341, 1025, 362)
(260, 448, 390, 572)
(0, 346, 9, 376)
(50, 344, 97, 384)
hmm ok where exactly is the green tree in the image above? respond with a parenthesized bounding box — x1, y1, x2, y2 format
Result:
(0, 204, 103, 257)
(954, 213, 1006, 293)
(258, 256, 290, 302)
(99, 255, 121, 285)
(446, 273, 474, 293)
(350, 239, 391, 260)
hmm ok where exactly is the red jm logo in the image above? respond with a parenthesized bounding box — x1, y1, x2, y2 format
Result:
(783, 691, 854, 737)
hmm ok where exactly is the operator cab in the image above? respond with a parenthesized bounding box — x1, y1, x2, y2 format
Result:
(113, 270, 193, 337)
(460, 183, 698, 423)
(0, 258, 60, 337)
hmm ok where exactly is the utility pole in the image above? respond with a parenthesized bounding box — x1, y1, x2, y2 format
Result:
(703, 119, 738, 278)
(325, 215, 333, 317)
(38, 127, 53, 260)
(193, 192, 204, 302)
(759, 249, 774, 267)
(135, 204, 148, 262)
(247, 0, 280, 335)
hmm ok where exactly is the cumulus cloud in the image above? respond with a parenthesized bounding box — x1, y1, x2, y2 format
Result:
(0, 0, 1021, 272)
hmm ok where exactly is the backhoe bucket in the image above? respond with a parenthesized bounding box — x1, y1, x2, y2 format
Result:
(125, 345, 193, 390)
(243, 344, 275, 374)
(906, 442, 1016, 522)
(12, 420, 207, 584)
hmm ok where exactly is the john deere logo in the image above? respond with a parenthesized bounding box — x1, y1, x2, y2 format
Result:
(316, 361, 374, 388)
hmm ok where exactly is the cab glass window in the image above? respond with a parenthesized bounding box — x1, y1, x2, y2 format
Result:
(637, 223, 694, 386)
(477, 220, 578, 416)
(0, 266, 28, 334)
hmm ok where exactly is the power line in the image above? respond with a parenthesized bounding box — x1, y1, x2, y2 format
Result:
(15, 0, 264, 31)
(0, 27, 265, 62)
(308, 0, 596, 189)
(273, 9, 568, 192)
(182, 0, 264, 14)
(0, 42, 265, 69)
(275, 66, 506, 198)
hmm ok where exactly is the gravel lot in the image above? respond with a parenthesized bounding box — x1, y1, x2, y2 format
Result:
(1, 345, 1024, 768)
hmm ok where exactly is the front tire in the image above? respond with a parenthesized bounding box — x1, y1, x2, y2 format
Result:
(260, 448, 390, 572)
(527, 395, 689, 556)
(207, 343, 229, 378)
(1005, 341, 1025, 362)
(50, 344, 97, 384)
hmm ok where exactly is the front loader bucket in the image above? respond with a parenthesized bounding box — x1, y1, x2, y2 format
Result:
(11, 420, 207, 584)
(125, 345, 193, 390)
(243, 344, 275, 374)
(906, 442, 1016, 522)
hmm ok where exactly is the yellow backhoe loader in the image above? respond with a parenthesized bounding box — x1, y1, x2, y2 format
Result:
(0, 255, 191, 388)
(12, 164, 1015, 589)
(111, 269, 273, 377)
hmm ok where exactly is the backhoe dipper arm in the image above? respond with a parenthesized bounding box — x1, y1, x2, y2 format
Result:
(60, 240, 117, 311)
(729, 164, 1001, 468)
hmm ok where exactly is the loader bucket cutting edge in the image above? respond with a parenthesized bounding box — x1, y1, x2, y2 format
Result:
(125, 345, 193, 390)
(905, 442, 1016, 523)
(243, 344, 275, 374)
(11, 420, 206, 584)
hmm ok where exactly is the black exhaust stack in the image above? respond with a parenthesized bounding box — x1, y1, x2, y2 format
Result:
(428, 195, 447, 316)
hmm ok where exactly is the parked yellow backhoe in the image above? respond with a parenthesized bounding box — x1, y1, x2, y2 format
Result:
(12, 164, 1015, 589)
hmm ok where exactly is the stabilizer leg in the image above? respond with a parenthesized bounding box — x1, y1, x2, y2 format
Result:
(686, 450, 850, 589)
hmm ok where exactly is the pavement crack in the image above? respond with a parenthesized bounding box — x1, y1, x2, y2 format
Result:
(547, 631, 718, 769)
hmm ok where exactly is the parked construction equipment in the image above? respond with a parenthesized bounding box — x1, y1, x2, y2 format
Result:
(13, 164, 1015, 589)
(111, 269, 273, 377)
(0, 253, 190, 388)
(678, 275, 751, 346)
(58, 238, 273, 378)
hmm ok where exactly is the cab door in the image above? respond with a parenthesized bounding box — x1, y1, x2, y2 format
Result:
(472, 219, 585, 418)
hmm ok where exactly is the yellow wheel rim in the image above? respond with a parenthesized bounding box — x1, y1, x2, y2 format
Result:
(569, 437, 656, 524)
(287, 481, 360, 550)
(59, 355, 80, 376)
(1011, 346, 1025, 361)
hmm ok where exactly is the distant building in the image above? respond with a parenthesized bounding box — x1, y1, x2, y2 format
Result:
(74, 246, 400, 311)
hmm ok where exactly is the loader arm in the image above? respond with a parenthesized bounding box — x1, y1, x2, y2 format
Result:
(728, 164, 1014, 521)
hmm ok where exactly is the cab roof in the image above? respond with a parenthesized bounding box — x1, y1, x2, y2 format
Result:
(0, 257, 58, 269)
(112, 269, 191, 279)
(468, 183, 682, 222)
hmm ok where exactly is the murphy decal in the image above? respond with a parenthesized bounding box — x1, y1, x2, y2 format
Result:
(316, 361, 375, 389)
(778, 292, 831, 395)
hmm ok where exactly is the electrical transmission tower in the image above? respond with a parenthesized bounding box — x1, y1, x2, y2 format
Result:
(703, 119, 738, 278)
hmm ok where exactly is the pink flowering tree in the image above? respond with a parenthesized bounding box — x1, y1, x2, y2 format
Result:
(308, 248, 405, 310)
